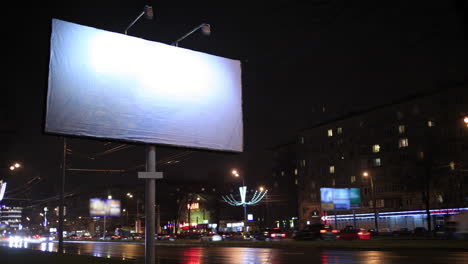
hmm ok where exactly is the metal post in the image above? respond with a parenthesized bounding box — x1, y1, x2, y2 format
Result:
(145, 145, 156, 264)
(370, 176, 379, 231)
(353, 209, 356, 228)
(334, 211, 337, 229)
(58, 137, 66, 254)
(103, 216, 106, 239)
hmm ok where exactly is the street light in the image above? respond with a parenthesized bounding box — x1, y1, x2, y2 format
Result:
(9, 163, 21, 171)
(464, 116, 468, 127)
(363, 171, 379, 231)
(124, 5, 154, 35)
(171, 23, 211, 47)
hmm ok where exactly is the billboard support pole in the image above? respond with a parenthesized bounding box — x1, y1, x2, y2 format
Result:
(58, 137, 66, 254)
(145, 145, 156, 264)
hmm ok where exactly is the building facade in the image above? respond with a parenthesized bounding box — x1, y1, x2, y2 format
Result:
(274, 86, 467, 230)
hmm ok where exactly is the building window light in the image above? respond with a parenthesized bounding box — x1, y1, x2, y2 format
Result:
(398, 125, 405, 134)
(428, 120, 435, 127)
(331, 178, 336, 187)
(372, 144, 380, 153)
(301, 160, 306, 167)
(299, 136, 305, 144)
(329, 165, 335, 174)
(337, 127, 343, 135)
(294, 169, 298, 176)
(372, 158, 382, 167)
(350, 175, 356, 183)
(327, 129, 333, 137)
(399, 138, 409, 148)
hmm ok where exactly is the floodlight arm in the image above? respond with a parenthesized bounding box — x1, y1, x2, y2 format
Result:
(124, 5, 154, 35)
(172, 23, 211, 47)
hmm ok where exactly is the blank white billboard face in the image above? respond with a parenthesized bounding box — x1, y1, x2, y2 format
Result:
(46, 19, 243, 152)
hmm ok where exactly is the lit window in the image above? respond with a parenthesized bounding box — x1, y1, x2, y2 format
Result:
(337, 127, 343, 134)
(399, 138, 409, 148)
(372, 158, 382, 167)
(294, 169, 298, 175)
(301, 160, 306, 167)
(299, 136, 305, 144)
(295, 179, 298, 185)
(428, 120, 435, 127)
(329, 165, 335, 174)
(449, 161, 455, 170)
(376, 199, 385, 208)
(281, 171, 285, 176)
(398, 125, 405, 134)
(331, 179, 335, 187)
(327, 129, 333, 137)
(372, 144, 380, 153)
(350, 175, 356, 183)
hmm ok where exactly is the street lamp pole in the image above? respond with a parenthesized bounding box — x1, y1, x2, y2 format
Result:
(363, 172, 378, 231)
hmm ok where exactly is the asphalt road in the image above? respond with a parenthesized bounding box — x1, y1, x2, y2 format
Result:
(3, 240, 468, 264)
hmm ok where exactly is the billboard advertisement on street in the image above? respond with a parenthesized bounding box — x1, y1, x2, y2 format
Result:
(89, 198, 121, 217)
(320, 188, 361, 211)
(46, 19, 243, 152)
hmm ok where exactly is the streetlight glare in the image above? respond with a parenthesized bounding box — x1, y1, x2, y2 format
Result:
(259, 186, 265, 192)
(14, 163, 20, 168)
(9, 166, 15, 171)
(363, 172, 369, 177)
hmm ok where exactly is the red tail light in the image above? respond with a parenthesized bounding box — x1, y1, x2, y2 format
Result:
(271, 233, 276, 238)
(320, 230, 327, 233)
(358, 232, 363, 235)
(331, 230, 339, 233)
(281, 234, 286, 237)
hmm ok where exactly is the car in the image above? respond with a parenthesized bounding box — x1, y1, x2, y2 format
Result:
(200, 233, 223, 242)
(252, 228, 287, 241)
(337, 228, 371, 240)
(156, 233, 176, 241)
(177, 232, 201, 240)
(81, 233, 92, 240)
(130, 233, 144, 240)
(294, 224, 338, 241)
(67, 234, 80, 240)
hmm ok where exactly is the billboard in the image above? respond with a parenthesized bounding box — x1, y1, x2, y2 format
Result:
(0, 181, 6, 201)
(46, 19, 243, 152)
(89, 198, 121, 217)
(320, 188, 361, 211)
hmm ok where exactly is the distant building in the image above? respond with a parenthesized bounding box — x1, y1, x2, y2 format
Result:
(273, 86, 467, 230)
(0, 205, 23, 232)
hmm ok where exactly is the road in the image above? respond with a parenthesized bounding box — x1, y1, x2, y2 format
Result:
(2, 240, 468, 264)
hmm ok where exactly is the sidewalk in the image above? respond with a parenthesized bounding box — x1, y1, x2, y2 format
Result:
(1, 247, 134, 264)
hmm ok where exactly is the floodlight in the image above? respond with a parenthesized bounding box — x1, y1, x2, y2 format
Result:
(124, 5, 154, 35)
(172, 23, 211, 46)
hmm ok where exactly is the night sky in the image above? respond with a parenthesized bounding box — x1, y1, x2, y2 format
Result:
(1, 0, 465, 203)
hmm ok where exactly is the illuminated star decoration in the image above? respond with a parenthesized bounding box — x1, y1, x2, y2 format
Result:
(222, 186, 268, 206)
